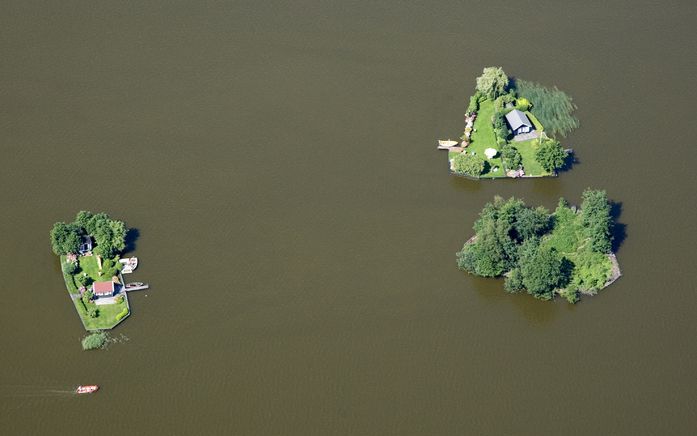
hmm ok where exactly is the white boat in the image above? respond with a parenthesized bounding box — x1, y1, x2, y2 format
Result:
(437, 139, 458, 149)
(119, 257, 138, 273)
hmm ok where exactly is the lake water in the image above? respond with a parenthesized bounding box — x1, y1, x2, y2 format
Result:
(2, 1, 697, 434)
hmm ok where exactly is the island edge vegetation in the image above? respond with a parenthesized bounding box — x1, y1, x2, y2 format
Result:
(456, 189, 621, 303)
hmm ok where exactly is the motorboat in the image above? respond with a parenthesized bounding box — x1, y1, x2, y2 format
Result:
(76, 385, 99, 394)
(119, 257, 138, 273)
(125, 282, 144, 288)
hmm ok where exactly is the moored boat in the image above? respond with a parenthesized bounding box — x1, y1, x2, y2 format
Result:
(437, 139, 459, 149)
(76, 385, 99, 394)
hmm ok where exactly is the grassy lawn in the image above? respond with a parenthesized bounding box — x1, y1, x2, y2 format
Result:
(514, 139, 552, 177)
(74, 298, 129, 330)
(466, 99, 504, 178)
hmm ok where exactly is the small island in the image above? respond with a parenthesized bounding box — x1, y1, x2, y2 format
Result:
(456, 189, 621, 303)
(440, 66, 579, 179)
(50, 211, 147, 330)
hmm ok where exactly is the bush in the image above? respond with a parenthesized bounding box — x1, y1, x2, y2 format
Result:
(77, 274, 93, 288)
(87, 307, 99, 318)
(115, 308, 129, 321)
(115, 295, 124, 304)
(467, 92, 481, 113)
(451, 153, 485, 177)
(63, 261, 78, 275)
(81, 332, 108, 350)
(82, 289, 94, 305)
(516, 98, 530, 111)
(501, 145, 522, 169)
(504, 268, 525, 293)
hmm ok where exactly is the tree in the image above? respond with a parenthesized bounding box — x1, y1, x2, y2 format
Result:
(77, 274, 93, 288)
(50, 222, 82, 255)
(501, 145, 522, 169)
(581, 189, 612, 253)
(514, 206, 549, 240)
(64, 260, 78, 275)
(518, 239, 568, 300)
(535, 139, 567, 172)
(504, 268, 525, 293)
(475, 67, 509, 100)
(452, 153, 485, 177)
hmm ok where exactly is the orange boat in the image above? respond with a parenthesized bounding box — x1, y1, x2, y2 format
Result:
(76, 385, 99, 394)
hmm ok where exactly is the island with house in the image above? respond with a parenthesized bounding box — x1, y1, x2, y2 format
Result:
(439, 67, 579, 179)
(50, 211, 148, 331)
(456, 189, 621, 303)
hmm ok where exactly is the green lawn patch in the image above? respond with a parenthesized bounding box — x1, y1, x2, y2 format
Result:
(74, 298, 129, 330)
(514, 139, 552, 177)
(466, 99, 505, 178)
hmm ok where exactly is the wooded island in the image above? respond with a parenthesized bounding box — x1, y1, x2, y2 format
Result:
(457, 189, 621, 303)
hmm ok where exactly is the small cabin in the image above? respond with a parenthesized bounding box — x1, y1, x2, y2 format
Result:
(78, 235, 93, 254)
(93, 281, 115, 297)
(505, 109, 534, 136)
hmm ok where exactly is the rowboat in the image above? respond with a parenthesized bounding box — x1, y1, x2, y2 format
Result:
(437, 139, 458, 149)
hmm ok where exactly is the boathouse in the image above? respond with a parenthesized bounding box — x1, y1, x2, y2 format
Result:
(93, 281, 115, 297)
(505, 109, 533, 136)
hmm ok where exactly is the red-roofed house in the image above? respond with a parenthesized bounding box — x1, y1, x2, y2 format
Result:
(93, 281, 115, 297)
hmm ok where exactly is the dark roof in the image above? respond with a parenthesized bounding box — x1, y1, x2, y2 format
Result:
(505, 109, 533, 130)
(93, 281, 115, 295)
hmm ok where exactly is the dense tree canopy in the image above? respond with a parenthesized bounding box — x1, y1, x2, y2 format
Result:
(50, 222, 82, 255)
(457, 191, 617, 303)
(475, 67, 509, 100)
(50, 211, 128, 258)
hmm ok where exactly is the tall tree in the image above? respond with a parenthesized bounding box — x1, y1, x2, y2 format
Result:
(475, 67, 509, 100)
(50, 222, 82, 255)
(581, 189, 612, 253)
(535, 139, 567, 172)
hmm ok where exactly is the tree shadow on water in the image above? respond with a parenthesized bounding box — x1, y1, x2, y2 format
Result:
(124, 228, 140, 253)
(610, 201, 627, 253)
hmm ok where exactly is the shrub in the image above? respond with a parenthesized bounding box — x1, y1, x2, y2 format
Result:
(115, 295, 124, 304)
(63, 261, 78, 275)
(82, 289, 94, 305)
(501, 145, 522, 169)
(87, 307, 99, 318)
(467, 92, 481, 113)
(504, 268, 525, 293)
(516, 98, 530, 111)
(82, 332, 108, 350)
(115, 308, 129, 321)
(77, 274, 93, 288)
(451, 153, 485, 177)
